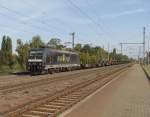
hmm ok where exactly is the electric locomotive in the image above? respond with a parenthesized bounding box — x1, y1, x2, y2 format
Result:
(26, 48, 80, 74)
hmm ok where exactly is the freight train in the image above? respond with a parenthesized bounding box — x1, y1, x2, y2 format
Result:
(26, 48, 124, 74)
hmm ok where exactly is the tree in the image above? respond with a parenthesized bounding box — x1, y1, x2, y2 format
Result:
(81, 44, 91, 53)
(6, 36, 12, 53)
(1, 36, 7, 64)
(1, 36, 7, 51)
(6, 36, 13, 68)
(74, 43, 82, 52)
(16, 39, 30, 69)
(112, 48, 116, 60)
(0, 50, 2, 64)
(47, 38, 65, 49)
(0, 35, 13, 67)
(30, 35, 44, 48)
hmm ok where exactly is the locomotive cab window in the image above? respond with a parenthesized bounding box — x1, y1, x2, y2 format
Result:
(29, 51, 43, 60)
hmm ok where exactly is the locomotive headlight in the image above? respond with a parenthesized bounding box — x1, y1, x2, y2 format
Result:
(39, 63, 42, 65)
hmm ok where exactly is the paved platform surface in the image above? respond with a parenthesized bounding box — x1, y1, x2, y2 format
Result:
(63, 64, 150, 117)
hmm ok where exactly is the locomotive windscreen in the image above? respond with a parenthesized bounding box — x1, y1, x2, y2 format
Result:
(29, 50, 43, 60)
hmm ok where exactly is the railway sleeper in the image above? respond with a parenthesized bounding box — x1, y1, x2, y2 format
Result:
(62, 95, 81, 99)
(54, 99, 83, 116)
(59, 98, 77, 101)
(69, 94, 83, 97)
(47, 102, 66, 106)
(27, 110, 53, 116)
(68, 92, 82, 96)
(42, 105, 62, 109)
(53, 99, 74, 104)
(62, 96, 79, 99)
(22, 114, 41, 117)
(34, 107, 58, 113)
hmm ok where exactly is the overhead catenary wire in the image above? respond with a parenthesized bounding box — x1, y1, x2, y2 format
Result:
(0, 11, 52, 34)
(0, 11, 55, 34)
(85, 0, 117, 41)
(0, 11, 37, 34)
(21, 0, 74, 33)
(68, 0, 130, 55)
(22, 0, 103, 45)
(0, 0, 107, 44)
(0, 0, 118, 49)
(55, 0, 99, 40)
(67, 0, 108, 36)
(65, 0, 113, 47)
(0, 3, 63, 36)
(22, 0, 76, 36)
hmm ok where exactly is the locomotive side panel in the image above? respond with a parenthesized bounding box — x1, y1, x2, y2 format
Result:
(44, 50, 80, 72)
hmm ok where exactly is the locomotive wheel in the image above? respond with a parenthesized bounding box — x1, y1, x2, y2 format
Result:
(48, 69, 53, 74)
(68, 67, 72, 71)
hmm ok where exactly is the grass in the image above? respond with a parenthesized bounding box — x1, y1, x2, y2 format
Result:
(0, 63, 25, 76)
(142, 65, 150, 77)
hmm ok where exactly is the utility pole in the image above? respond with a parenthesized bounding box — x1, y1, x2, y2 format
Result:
(138, 46, 142, 64)
(119, 27, 146, 62)
(120, 43, 123, 54)
(70, 32, 75, 49)
(143, 27, 146, 64)
(107, 43, 110, 61)
(148, 39, 149, 65)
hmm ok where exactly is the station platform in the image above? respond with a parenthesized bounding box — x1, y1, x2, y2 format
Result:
(63, 64, 150, 117)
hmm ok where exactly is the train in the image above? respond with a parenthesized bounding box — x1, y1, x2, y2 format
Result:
(26, 48, 80, 74)
(26, 48, 126, 74)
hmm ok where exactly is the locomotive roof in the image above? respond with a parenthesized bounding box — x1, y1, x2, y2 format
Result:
(30, 48, 79, 55)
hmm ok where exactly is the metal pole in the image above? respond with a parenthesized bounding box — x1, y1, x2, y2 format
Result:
(70, 32, 75, 49)
(148, 39, 149, 65)
(107, 43, 110, 61)
(120, 43, 123, 54)
(138, 46, 141, 64)
(143, 27, 146, 64)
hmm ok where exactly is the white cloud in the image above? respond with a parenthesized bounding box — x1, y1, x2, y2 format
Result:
(101, 8, 147, 19)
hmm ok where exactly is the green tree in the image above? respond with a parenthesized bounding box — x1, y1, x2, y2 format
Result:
(47, 38, 65, 49)
(16, 39, 30, 69)
(74, 43, 82, 52)
(81, 44, 91, 53)
(6, 36, 13, 68)
(6, 36, 12, 53)
(112, 48, 116, 60)
(1, 36, 7, 64)
(0, 50, 2, 64)
(0, 35, 13, 67)
(30, 35, 44, 48)
(1, 36, 7, 51)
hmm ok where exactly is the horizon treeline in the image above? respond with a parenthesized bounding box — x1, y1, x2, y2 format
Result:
(0, 35, 130, 72)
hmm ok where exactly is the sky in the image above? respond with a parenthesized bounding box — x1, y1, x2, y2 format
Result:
(0, 0, 149, 58)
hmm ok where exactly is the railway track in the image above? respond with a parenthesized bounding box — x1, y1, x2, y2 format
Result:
(2, 64, 131, 117)
(0, 65, 124, 94)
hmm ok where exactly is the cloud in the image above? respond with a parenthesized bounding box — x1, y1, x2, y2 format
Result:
(120, 0, 142, 5)
(101, 8, 146, 19)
